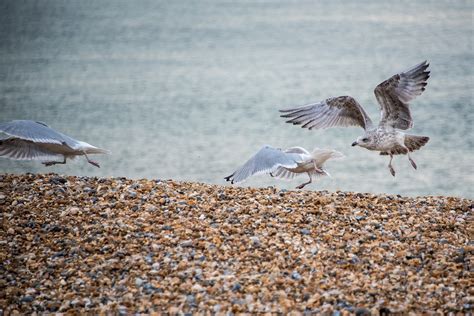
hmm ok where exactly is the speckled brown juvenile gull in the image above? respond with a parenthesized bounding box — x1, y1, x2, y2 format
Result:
(280, 61, 431, 177)
(0, 173, 472, 314)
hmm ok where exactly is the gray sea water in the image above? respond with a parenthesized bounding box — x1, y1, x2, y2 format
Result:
(1, 0, 473, 198)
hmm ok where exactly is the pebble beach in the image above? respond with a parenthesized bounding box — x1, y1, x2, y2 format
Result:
(1, 173, 472, 314)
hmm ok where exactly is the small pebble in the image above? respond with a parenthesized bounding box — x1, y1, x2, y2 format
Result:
(355, 308, 371, 316)
(135, 278, 144, 287)
(180, 240, 193, 247)
(250, 236, 260, 247)
(21, 295, 34, 303)
(291, 271, 302, 280)
(300, 228, 311, 235)
(232, 283, 242, 292)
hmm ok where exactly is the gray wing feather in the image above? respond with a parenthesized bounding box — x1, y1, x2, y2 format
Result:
(225, 146, 302, 184)
(311, 148, 344, 168)
(283, 146, 310, 155)
(375, 61, 430, 129)
(0, 120, 79, 147)
(272, 167, 299, 180)
(272, 166, 327, 180)
(280, 96, 373, 130)
(0, 138, 64, 161)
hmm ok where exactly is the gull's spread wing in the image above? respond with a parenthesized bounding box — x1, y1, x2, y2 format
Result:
(374, 61, 430, 129)
(224, 145, 304, 184)
(0, 120, 79, 148)
(280, 96, 373, 131)
(283, 146, 311, 155)
(0, 138, 64, 161)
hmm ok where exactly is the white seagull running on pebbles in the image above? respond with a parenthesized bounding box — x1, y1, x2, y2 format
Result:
(280, 61, 430, 176)
(0, 120, 109, 168)
(225, 145, 343, 189)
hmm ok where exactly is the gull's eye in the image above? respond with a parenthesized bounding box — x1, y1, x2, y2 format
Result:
(362, 138, 369, 142)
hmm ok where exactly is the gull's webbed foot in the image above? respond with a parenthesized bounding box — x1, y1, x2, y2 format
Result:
(83, 152, 100, 168)
(296, 173, 313, 189)
(88, 160, 100, 168)
(408, 156, 417, 170)
(296, 180, 312, 189)
(314, 167, 324, 174)
(389, 165, 396, 177)
(388, 154, 395, 177)
(296, 183, 307, 189)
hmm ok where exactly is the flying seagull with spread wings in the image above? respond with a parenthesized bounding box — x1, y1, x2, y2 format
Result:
(225, 145, 343, 189)
(0, 120, 108, 167)
(280, 61, 430, 176)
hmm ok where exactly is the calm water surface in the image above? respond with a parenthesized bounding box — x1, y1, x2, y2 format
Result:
(0, 1, 473, 198)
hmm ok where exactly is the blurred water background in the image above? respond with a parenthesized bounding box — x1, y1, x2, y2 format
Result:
(0, 0, 472, 198)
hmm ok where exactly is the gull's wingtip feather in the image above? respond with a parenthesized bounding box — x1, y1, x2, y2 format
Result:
(279, 107, 296, 113)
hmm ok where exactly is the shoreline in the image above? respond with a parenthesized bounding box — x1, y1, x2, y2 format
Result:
(1, 173, 472, 314)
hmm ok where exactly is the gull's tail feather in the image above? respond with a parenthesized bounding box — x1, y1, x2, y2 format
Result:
(79, 141, 110, 154)
(311, 148, 344, 168)
(404, 135, 429, 152)
(86, 147, 110, 155)
(380, 135, 429, 156)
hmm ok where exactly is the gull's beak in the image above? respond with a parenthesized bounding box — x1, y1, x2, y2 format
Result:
(351, 141, 358, 147)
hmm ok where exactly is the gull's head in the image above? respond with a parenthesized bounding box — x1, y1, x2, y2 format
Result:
(352, 135, 373, 149)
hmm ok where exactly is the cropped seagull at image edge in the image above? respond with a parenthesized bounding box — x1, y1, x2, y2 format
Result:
(279, 61, 430, 176)
(0, 120, 109, 168)
(225, 145, 343, 189)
